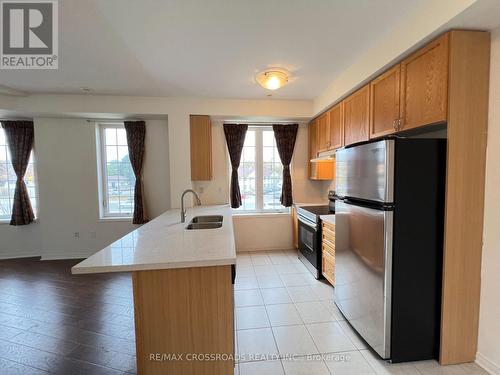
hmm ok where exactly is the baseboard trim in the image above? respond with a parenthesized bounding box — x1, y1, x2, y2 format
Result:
(476, 352, 500, 374)
(236, 247, 296, 252)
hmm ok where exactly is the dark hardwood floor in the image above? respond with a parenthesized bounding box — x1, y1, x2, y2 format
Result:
(0, 257, 137, 375)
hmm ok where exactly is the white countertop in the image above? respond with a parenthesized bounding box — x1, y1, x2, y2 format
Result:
(320, 215, 335, 225)
(72, 205, 236, 274)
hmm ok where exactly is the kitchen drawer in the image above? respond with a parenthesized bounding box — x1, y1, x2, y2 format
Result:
(323, 240, 335, 257)
(322, 252, 335, 285)
(322, 226, 335, 242)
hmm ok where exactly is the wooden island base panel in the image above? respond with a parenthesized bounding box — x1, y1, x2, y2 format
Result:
(132, 265, 234, 375)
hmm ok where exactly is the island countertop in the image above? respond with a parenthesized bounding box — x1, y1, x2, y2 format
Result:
(72, 205, 236, 274)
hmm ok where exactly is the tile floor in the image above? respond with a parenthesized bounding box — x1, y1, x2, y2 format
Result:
(233, 250, 488, 375)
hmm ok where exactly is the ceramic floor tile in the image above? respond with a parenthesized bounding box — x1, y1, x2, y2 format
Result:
(360, 349, 421, 374)
(322, 300, 345, 320)
(265, 303, 303, 327)
(267, 251, 294, 265)
(236, 306, 270, 330)
(286, 286, 321, 303)
(338, 320, 368, 349)
(239, 359, 284, 375)
(285, 257, 306, 267)
(274, 264, 305, 275)
(324, 350, 376, 374)
(295, 301, 336, 324)
(282, 355, 330, 375)
(306, 321, 356, 354)
(236, 265, 256, 277)
(257, 275, 285, 288)
(260, 288, 293, 305)
(293, 261, 312, 274)
(234, 276, 260, 291)
(309, 281, 335, 300)
(236, 254, 253, 266)
(457, 363, 490, 374)
(234, 289, 264, 307)
(272, 325, 319, 357)
(413, 360, 471, 375)
(280, 273, 317, 287)
(254, 265, 278, 276)
(251, 253, 273, 266)
(237, 328, 279, 363)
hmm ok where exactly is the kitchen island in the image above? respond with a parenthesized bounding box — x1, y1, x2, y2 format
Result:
(72, 205, 236, 375)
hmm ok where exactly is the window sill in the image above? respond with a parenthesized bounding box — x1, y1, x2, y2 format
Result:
(99, 217, 132, 223)
(232, 211, 291, 219)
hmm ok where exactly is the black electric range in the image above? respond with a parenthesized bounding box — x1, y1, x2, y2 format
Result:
(296, 191, 335, 279)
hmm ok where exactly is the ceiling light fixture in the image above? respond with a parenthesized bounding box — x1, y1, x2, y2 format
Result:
(255, 69, 289, 90)
(80, 87, 92, 94)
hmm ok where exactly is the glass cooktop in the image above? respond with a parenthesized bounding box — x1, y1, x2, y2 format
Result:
(299, 205, 332, 216)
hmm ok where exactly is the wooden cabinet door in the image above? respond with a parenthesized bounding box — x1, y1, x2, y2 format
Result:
(309, 119, 318, 161)
(292, 206, 298, 249)
(370, 65, 401, 138)
(343, 85, 370, 146)
(328, 102, 343, 150)
(190, 115, 212, 180)
(400, 34, 449, 130)
(317, 112, 330, 152)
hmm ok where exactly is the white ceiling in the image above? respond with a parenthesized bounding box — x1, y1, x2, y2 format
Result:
(1, 0, 433, 99)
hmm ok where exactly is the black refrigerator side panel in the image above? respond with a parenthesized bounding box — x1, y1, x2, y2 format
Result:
(390, 139, 446, 362)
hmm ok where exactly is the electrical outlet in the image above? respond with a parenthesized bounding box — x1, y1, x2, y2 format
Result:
(74, 232, 80, 239)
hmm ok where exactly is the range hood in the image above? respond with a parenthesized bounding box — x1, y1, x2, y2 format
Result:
(310, 149, 336, 162)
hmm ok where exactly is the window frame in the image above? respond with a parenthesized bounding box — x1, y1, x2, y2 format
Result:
(97, 123, 134, 220)
(0, 127, 38, 223)
(232, 125, 290, 214)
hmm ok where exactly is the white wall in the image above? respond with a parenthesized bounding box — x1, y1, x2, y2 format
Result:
(0, 118, 170, 259)
(477, 25, 500, 374)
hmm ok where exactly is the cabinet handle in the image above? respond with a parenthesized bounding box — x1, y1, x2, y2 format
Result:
(393, 119, 398, 131)
(398, 118, 402, 131)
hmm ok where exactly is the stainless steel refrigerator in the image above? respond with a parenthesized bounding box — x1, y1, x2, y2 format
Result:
(334, 137, 446, 363)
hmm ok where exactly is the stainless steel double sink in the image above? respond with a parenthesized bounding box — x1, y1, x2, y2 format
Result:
(185, 215, 223, 230)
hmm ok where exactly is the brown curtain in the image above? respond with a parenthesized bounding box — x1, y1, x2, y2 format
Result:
(273, 124, 298, 207)
(223, 124, 248, 208)
(1, 121, 35, 225)
(124, 121, 147, 224)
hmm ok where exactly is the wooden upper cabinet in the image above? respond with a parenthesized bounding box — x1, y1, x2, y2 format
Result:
(400, 34, 449, 131)
(343, 85, 370, 146)
(317, 112, 330, 152)
(328, 103, 343, 150)
(308, 119, 318, 161)
(190, 115, 212, 181)
(370, 64, 401, 138)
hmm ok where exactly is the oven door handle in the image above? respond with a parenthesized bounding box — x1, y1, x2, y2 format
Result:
(297, 214, 317, 230)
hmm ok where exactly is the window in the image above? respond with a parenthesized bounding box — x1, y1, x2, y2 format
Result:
(236, 126, 286, 213)
(98, 124, 134, 218)
(0, 128, 37, 221)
